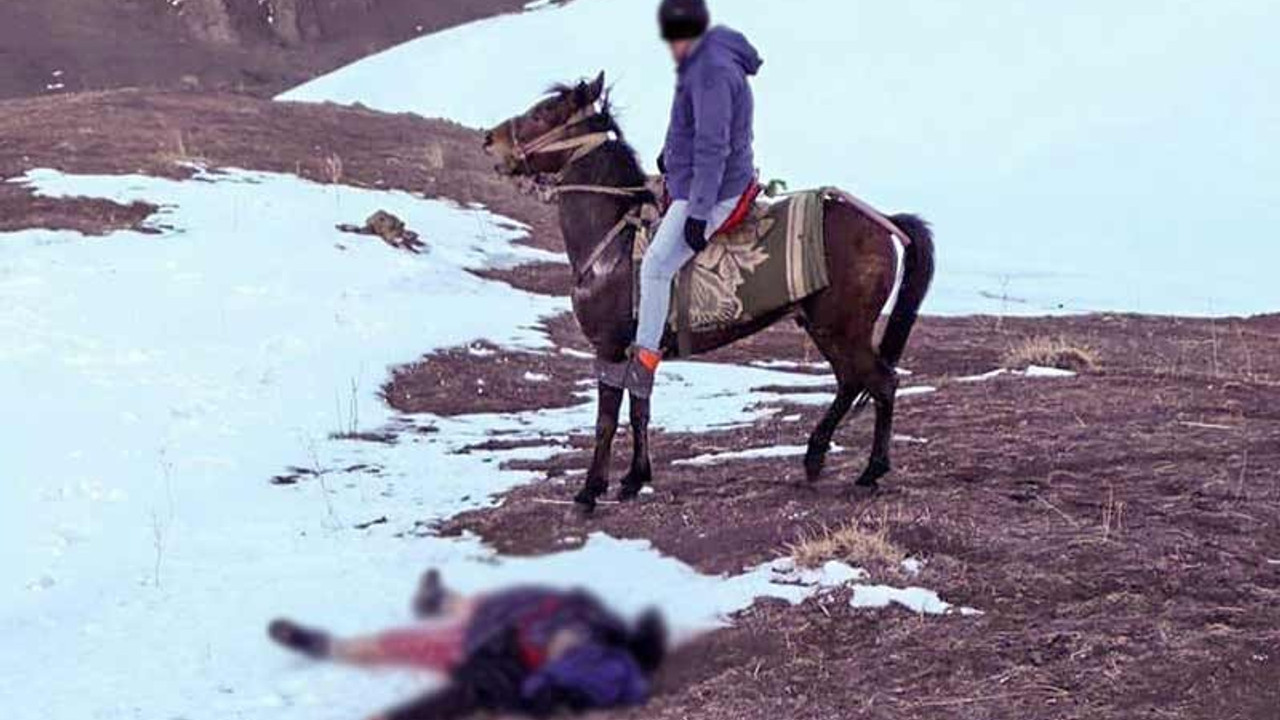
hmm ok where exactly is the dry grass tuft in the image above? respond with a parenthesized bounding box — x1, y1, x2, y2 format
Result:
(1002, 336, 1099, 372)
(153, 128, 209, 168)
(788, 515, 905, 572)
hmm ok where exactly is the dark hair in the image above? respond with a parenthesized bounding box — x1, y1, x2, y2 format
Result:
(658, 0, 709, 41)
(628, 609, 669, 673)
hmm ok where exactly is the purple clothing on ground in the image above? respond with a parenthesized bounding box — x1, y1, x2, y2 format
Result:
(660, 25, 763, 221)
(460, 587, 649, 713)
(463, 587, 628, 658)
(522, 644, 650, 711)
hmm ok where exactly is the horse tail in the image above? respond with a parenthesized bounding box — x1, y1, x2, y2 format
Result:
(879, 214, 935, 367)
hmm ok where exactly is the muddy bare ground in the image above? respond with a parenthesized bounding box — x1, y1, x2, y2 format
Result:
(5, 90, 1278, 719)
(415, 312, 1280, 720)
(0, 90, 562, 252)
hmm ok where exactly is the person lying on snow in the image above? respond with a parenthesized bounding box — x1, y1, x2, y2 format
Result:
(627, 0, 763, 393)
(267, 570, 668, 720)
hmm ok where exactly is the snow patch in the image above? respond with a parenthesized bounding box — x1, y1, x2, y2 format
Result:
(0, 168, 972, 718)
(1024, 365, 1078, 378)
(674, 443, 843, 467)
(850, 585, 981, 616)
(957, 368, 1011, 383)
(893, 434, 929, 445)
(767, 558, 865, 588)
(748, 359, 831, 373)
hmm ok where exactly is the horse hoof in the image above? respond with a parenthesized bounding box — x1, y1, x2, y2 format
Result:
(803, 444, 828, 482)
(616, 468, 651, 502)
(574, 483, 606, 512)
(856, 457, 890, 487)
(804, 456, 825, 482)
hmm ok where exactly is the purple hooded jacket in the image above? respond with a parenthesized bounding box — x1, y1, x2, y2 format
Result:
(660, 25, 763, 221)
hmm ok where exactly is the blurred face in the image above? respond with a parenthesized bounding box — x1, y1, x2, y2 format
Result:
(667, 38, 695, 63)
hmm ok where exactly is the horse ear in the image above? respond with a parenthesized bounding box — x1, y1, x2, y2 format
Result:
(585, 71, 606, 104)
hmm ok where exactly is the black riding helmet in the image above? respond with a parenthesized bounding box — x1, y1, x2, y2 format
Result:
(658, 0, 710, 41)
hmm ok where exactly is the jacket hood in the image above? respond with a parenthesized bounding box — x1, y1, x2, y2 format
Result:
(692, 26, 763, 76)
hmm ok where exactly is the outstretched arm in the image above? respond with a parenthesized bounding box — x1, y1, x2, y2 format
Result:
(267, 617, 466, 672)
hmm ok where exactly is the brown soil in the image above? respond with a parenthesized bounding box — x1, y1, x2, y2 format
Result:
(0, 89, 559, 244)
(0, 0, 526, 100)
(421, 312, 1280, 720)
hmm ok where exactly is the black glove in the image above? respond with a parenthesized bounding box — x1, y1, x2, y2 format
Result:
(683, 217, 708, 253)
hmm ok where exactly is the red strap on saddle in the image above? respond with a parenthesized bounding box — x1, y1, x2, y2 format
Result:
(712, 182, 763, 238)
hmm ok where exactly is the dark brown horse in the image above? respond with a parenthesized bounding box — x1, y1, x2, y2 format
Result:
(483, 73, 935, 510)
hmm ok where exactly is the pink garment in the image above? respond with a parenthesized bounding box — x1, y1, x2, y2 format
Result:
(374, 624, 468, 671)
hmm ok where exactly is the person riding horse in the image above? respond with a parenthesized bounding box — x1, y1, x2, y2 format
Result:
(628, 0, 763, 393)
(481, 3, 934, 508)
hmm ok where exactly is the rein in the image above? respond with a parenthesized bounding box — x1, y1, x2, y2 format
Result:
(556, 179, 655, 285)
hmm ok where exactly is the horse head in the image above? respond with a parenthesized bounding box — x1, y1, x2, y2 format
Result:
(483, 71, 609, 177)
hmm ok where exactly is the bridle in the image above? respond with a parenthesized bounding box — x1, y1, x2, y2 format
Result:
(508, 104, 613, 177)
(505, 101, 656, 285)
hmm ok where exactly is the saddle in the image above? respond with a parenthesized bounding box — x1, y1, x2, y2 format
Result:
(634, 181, 831, 358)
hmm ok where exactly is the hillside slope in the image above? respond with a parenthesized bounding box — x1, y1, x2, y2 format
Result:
(284, 0, 1280, 317)
(0, 0, 526, 99)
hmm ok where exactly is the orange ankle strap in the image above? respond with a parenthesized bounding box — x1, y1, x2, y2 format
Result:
(635, 348, 662, 373)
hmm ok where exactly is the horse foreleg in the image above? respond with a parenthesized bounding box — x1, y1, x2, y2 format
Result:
(618, 392, 652, 501)
(856, 361, 898, 489)
(575, 383, 624, 511)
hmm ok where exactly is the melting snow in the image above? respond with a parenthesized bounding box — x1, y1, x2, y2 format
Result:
(893, 434, 930, 445)
(767, 558, 865, 588)
(0, 167, 966, 719)
(674, 443, 843, 467)
(1024, 365, 1078, 378)
(957, 368, 1011, 383)
(850, 585, 981, 616)
(748, 359, 831, 373)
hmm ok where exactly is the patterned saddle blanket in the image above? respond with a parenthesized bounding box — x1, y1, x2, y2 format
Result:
(633, 189, 831, 353)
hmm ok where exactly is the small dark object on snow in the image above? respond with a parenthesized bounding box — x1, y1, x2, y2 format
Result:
(353, 515, 389, 530)
(337, 210, 427, 254)
(268, 618, 331, 659)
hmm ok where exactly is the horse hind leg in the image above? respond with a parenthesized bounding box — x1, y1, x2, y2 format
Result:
(856, 358, 899, 489)
(804, 380, 861, 482)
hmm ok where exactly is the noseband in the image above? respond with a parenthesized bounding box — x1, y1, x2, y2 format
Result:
(508, 105, 613, 176)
